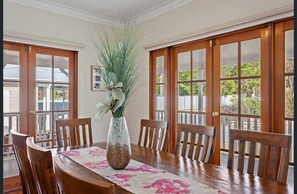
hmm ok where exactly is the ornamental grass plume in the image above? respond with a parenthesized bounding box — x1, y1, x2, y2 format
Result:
(93, 22, 141, 119)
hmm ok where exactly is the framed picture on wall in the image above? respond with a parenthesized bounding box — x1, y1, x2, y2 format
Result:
(91, 65, 104, 91)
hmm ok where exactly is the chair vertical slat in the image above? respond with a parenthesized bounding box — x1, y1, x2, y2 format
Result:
(143, 127, 149, 147)
(62, 126, 68, 147)
(227, 138, 234, 169)
(175, 130, 182, 156)
(158, 128, 165, 151)
(237, 140, 246, 172)
(277, 148, 291, 184)
(88, 123, 93, 145)
(188, 133, 196, 159)
(181, 132, 188, 158)
(205, 137, 214, 163)
(201, 136, 209, 162)
(267, 145, 278, 181)
(194, 135, 202, 160)
(70, 126, 77, 146)
(257, 144, 267, 177)
(153, 128, 160, 149)
(82, 125, 87, 145)
(56, 127, 62, 148)
(148, 127, 154, 148)
(247, 142, 256, 174)
(138, 126, 144, 146)
(76, 126, 81, 145)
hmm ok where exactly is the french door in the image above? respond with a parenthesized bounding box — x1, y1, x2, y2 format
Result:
(212, 27, 269, 164)
(150, 18, 294, 165)
(3, 42, 77, 155)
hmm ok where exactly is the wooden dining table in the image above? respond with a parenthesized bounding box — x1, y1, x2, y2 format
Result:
(54, 142, 294, 194)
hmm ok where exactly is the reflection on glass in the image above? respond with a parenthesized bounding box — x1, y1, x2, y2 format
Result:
(192, 82, 206, 112)
(192, 49, 206, 80)
(3, 50, 20, 81)
(54, 56, 69, 83)
(241, 117, 260, 131)
(178, 113, 191, 124)
(156, 84, 164, 111)
(36, 54, 52, 82)
(156, 56, 164, 83)
(285, 30, 294, 73)
(241, 79, 261, 115)
(241, 39, 260, 76)
(36, 83, 52, 111)
(54, 84, 69, 111)
(3, 82, 20, 113)
(178, 52, 191, 81)
(220, 116, 238, 149)
(178, 83, 191, 111)
(285, 76, 294, 118)
(192, 114, 205, 125)
(220, 80, 238, 114)
(220, 43, 238, 78)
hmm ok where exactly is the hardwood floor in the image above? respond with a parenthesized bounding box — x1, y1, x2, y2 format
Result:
(3, 175, 23, 194)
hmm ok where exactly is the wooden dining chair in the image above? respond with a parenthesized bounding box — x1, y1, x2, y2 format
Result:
(55, 118, 93, 148)
(174, 124, 216, 163)
(227, 129, 291, 184)
(26, 137, 58, 194)
(137, 119, 168, 152)
(10, 130, 38, 194)
(54, 155, 115, 194)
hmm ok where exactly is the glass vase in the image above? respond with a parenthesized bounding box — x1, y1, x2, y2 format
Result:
(106, 116, 131, 169)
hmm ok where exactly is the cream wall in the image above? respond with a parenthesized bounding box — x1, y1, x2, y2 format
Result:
(4, 0, 293, 146)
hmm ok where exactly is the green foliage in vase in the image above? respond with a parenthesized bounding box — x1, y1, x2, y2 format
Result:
(93, 22, 140, 119)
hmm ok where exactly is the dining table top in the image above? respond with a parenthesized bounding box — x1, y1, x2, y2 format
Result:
(54, 142, 294, 194)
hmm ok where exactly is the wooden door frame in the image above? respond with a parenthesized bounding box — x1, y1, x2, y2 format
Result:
(3, 41, 78, 143)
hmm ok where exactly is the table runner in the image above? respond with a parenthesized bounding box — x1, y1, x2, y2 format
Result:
(61, 146, 226, 194)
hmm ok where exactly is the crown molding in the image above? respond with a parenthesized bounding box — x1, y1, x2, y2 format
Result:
(5, 0, 194, 26)
(5, 0, 121, 26)
(131, 0, 194, 24)
(4, 31, 85, 51)
(144, 4, 294, 51)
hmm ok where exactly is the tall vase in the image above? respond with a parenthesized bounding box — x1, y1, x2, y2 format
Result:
(106, 117, 131, 170)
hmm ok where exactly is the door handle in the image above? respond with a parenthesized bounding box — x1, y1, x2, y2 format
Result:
(29, 110, 36, 115)
(212, 112, 220, 117)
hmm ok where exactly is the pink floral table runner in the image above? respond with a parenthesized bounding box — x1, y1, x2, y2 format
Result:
(61, 146, 226, 194)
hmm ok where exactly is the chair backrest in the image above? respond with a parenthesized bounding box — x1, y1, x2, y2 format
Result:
(137, 119, 168, 152)
(227, 129, 291, 184)
(10, 130, 38, 194)
(55, 118, 93, 148)
(54, 155, 115, 194)
(26, 137, 58, 194)
(174, 124, 216, 163)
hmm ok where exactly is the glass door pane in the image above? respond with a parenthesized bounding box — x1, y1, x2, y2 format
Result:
(31, 47, 73, 148)
(3, 48, 21, 156)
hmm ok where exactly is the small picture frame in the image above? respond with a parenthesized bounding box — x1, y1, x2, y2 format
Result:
(91, 65, 104, 91)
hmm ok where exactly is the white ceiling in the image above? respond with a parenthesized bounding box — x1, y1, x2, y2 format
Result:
(6, 0, 194, 25)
